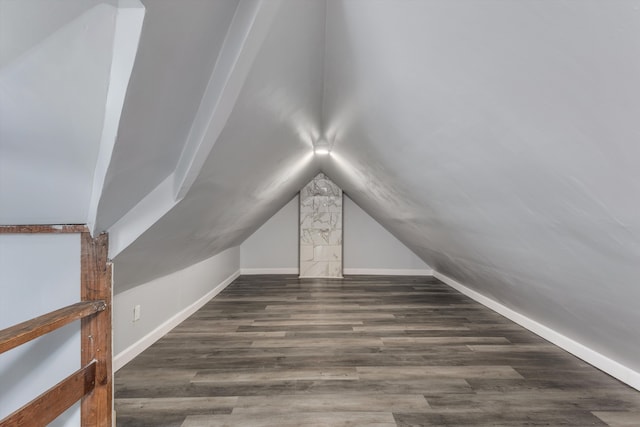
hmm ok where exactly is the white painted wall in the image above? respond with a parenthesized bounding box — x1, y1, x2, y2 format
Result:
(0, 234, 81, 426)
(241, 196, 299, 274)
(0, 2, 117, 224)
(344, 197, 431, 275)
(0, 0, 145, 227)
(113, 246, 240, 371)
(240, 193, 430, 275)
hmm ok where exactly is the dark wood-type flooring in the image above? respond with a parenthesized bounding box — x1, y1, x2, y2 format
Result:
(115, 275, 640, 426)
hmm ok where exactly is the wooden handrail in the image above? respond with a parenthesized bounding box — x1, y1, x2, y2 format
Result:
(0, 300, 106, 355)
(0, 361, 97, 427)
(0, 225, 88, 234)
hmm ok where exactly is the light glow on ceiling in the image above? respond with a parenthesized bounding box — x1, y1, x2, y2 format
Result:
(313, 138, 331, 155)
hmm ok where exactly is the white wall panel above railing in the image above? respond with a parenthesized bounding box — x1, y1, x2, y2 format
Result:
(0, 234, 81, 425)
(0, 1, 118, 225)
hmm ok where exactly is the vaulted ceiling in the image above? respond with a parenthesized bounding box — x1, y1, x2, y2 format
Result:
(2, 0, 640, 376)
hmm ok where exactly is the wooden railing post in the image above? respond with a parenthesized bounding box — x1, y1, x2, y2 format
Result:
(80, 232, 112, 427)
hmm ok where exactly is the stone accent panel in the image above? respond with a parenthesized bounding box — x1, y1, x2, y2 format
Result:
(299, 173, 343, 278)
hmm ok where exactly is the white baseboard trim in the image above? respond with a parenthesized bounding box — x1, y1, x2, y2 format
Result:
(113, 269, 240, 372)
(239, 268, 434, 276)
(240, 268, 299, 275)
(344, 268, 434, 276)
(433, 271, 640, 392)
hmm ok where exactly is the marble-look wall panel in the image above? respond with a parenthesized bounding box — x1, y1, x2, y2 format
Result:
(300, 173, 343, 277)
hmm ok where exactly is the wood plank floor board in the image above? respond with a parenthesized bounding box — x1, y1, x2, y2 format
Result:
(181, 411, 398, 427)
(191, 368, 360, 383)
(115, 275, 640, 426)
(393, 410, 609, 426)
(116, 397, 236, 413)
(230, 394, 431, 413)
(593, 411, 640, 426)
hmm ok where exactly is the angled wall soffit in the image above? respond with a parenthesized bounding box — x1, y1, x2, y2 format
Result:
(107, 0, 283, 258)
(87, 0, 146, 235)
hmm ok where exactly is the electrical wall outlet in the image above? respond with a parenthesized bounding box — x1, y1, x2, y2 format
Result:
(133, 304, 141, 322)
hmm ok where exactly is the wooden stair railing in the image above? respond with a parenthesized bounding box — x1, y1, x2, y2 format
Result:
(0, 226, 112, 427)
(0, 301, 106, 354)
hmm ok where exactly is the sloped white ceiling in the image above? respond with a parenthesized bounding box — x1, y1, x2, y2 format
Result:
(112, 0, 324, 290)
(321, 0, 640, 372)
(3, 0, 639, 381)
